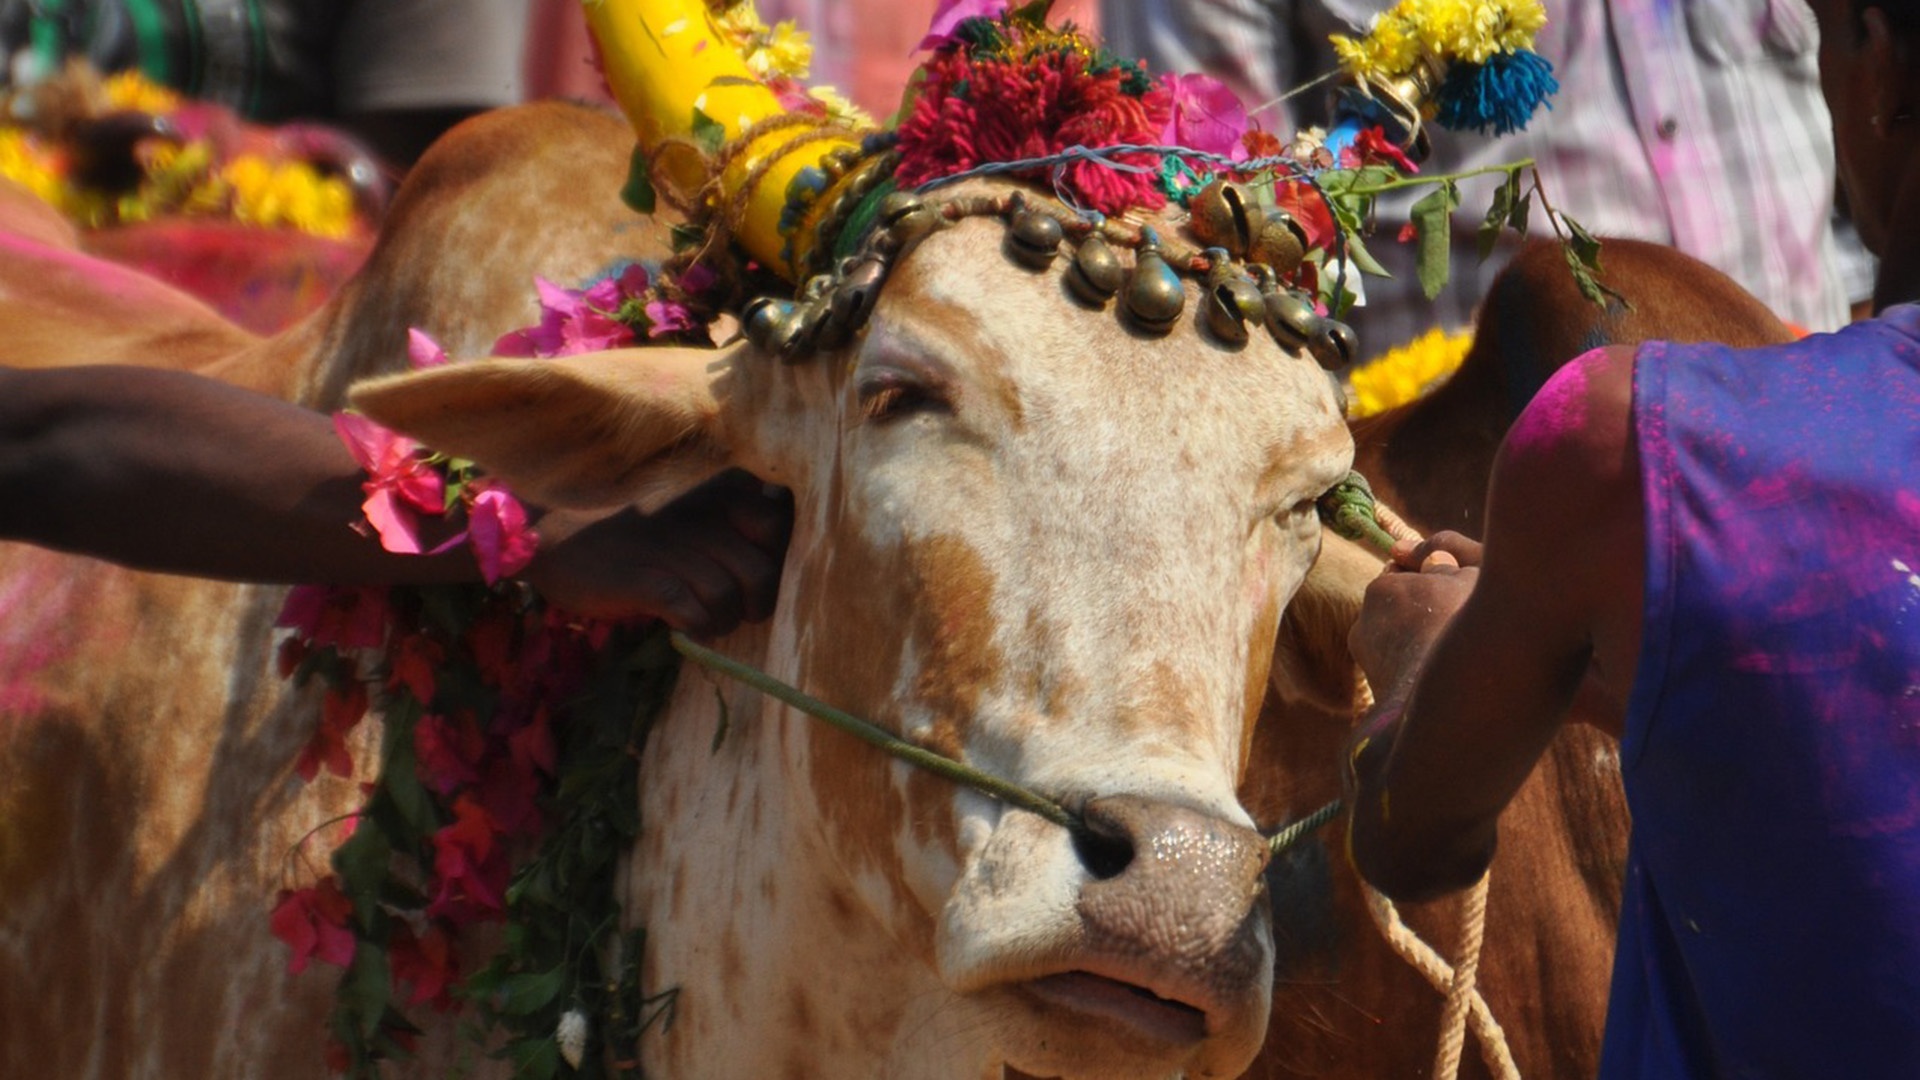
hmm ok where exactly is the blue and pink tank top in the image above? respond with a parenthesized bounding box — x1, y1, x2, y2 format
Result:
(1602, 306, 1920, 1077)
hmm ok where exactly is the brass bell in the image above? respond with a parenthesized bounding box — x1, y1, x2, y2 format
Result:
(1005, 207, 1064, 270)
(1263, 288, 1319, 351)
(821, 258, 888, 345)
(1123, 228, 1185, 334)
(1066, 234, 1125, 306)
(1248, 210, 1307, 277)
(1202, 252, 1261, 346)
(1187, 180, 1257, 257)
(743, 297, 797, 355)
(874, 190, 937, 256)
(1308, 318, 1357, 371)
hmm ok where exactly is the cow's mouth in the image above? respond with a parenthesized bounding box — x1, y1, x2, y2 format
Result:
(1020, 970, 1208, 1046)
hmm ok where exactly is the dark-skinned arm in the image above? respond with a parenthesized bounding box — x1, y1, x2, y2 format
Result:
(1346, 344, 1643, 902)
(0, 365, 791, 635)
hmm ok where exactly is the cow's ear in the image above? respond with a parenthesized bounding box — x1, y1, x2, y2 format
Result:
(1268, 531, 1384, 714)
(350, 345, 739, 511)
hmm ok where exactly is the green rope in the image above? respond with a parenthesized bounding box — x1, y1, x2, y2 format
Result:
(1268, 799, 1343, 857)
(1318, 469, 1398, 554)
(670, 631, 1345, 858)
(670, 631, 1077, 830)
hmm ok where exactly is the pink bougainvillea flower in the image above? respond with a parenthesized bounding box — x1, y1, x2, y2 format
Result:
(386, 631, 444, 703)
(297, 680, 369, 781)
(1158, 72, 1249, 160)
(916, 0, 1007, 52)
(645, 297, 699, 338)
(414, 711, 484, 796)
(389, 922, 459, 1008)
(467, 483, 539, 584)
(406, 327, 449, 369)
(270, 875, 357, 974)
(277, 584, 391, 651)
(492, 265, 649, 358)
(426, 795, 509, 922)
(333, 412, 445, 554)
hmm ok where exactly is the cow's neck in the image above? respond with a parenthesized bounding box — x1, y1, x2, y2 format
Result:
(626, 617, 1000, 1077)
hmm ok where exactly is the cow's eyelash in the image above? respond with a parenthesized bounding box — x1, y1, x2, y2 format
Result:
(858, 376, 948, 423)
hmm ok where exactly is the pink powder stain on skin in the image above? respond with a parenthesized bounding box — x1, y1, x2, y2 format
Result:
(1503, 345, 1604, 459)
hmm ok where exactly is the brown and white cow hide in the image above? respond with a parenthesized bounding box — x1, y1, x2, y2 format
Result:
(0, 100, 672, 1079)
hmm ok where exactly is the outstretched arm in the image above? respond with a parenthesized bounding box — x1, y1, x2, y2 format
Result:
(1346, 345, 1644, 901)
(0, 365, 790, 633)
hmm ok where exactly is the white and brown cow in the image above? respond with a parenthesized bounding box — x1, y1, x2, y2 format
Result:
(352, 175, 1355, 1078)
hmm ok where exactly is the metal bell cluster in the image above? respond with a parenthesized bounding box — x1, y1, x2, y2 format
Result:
(1188, 180, 1308, 279)
(743, 190, 939, 360)
(743, 181, 1357, 371)
(1258, 273, 1356, 371)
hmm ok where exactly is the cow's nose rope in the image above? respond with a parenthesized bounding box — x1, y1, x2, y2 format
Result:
(1322, 471, 1520, 1080)
(665, 633, 1341, 859)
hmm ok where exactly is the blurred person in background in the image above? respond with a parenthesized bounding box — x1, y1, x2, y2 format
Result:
(1106, 0, 1859, 367)
(2, 0, 532, 168)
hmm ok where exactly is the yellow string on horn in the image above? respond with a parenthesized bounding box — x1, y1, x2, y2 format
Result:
(582, 0, 866, 279)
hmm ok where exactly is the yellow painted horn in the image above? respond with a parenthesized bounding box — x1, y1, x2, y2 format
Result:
(582, 0, 869, 280)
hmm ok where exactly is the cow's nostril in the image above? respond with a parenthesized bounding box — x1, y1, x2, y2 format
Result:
(1071, 820, 1135, 880)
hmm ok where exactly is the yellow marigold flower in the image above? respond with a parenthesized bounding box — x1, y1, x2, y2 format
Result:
(712, 0, 768, 44)
(220, 154, 355, 238)
(1344, 325, 1474, 418)
(806, 85, 872, 127)
(0, 128, 66, 209)
(745, 20, 811, 81)
(102, 70, 181, 114)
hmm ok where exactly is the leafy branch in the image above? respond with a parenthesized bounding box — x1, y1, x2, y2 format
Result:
(1310, 157, 1623, 309)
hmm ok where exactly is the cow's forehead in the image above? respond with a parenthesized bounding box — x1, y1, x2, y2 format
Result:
(845, 205, 1353, 496)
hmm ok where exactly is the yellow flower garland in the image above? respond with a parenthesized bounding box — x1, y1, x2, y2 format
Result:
(1344, 325, 1474, 418)
(1332, 0, 1548, 85)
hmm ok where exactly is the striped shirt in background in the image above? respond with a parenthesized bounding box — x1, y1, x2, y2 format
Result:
(1104, 0, 1853, 351)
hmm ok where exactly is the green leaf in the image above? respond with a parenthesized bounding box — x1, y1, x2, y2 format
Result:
(333, 826, 393, 931)
(690, 108, 725, 156)
(344, 944, 394, 1039)
(508, 1035, 561, 1080)
(619, 146, 656, 216)
(499, 968, 568, 1016)
(1509, 188, 1533, 237)
(1563, 244, 1608, 306)
(1477, 171, 1521, 262)
(380, 707, 441, 840)
(1564, 213, 1603, 270)
(1411, 180, 1460, 300)
(1341, 231, 1390, 278)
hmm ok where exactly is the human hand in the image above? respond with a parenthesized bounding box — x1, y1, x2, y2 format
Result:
(1347, 531, 1482, 699)
(521, 470, 793, 635)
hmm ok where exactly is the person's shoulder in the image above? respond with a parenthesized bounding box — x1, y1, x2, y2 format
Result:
(1496, 344, 1635, 491)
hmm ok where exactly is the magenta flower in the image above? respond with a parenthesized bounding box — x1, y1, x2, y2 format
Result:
(645, 297, 699, 337)
(467, 483, 539, 584)
(916, 0, 1008, 52)
(492, 265, 649, 358)
(276, 584, 390, 650)
(406, 328, 449, 369)
(1159, 73, 1250, 159)
(270, 876, 357, 974)
(334, 412, 445, 554)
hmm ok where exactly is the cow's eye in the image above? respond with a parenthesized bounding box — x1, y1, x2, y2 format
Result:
(858, 372, 949, 423)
